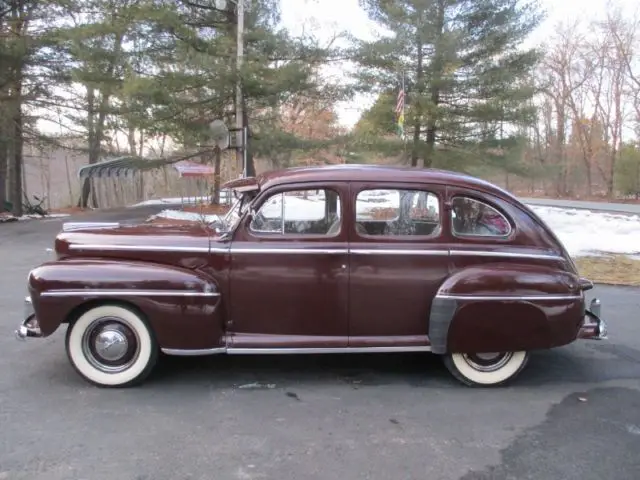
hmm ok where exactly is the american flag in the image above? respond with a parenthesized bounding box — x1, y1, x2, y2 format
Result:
(395, 88, 405, 117)
(396, 83, 405, 138)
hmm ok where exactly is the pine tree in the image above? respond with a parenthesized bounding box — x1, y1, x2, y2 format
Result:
(147, 0, 349, 175)
(355, 0, 543, 168)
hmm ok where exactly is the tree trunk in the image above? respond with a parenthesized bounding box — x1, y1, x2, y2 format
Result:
(9, 58, 24, 217)
(242, 93, 255, 177)
(9, 99, 23, 217)
(0, 18, 6, 212)
(212, 147, 221, 204)
(411, 39, 424, 167)
(6, 0, 26, 217)
(584, 149, 592, 197)
(423, 1, 445, 168)
(79, 87, 95, 208)
(78, 27, 124, 208)
(0, 117, 7, 212)
(555, 100, 567, 196)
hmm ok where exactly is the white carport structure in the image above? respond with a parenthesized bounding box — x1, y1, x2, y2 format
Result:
(77, 154, 226, 208)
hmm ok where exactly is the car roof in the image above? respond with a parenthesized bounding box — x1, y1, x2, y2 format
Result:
(222, 164, 521, 204)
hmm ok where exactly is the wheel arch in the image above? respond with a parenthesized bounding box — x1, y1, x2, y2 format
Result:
(28, 258, 225, 350)
(428, 262, 584, 354)
(65, 298, 150, 328)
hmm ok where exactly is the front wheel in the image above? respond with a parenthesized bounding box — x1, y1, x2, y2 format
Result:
(443, 351, 530, 387)
(65, 304, 159, 388)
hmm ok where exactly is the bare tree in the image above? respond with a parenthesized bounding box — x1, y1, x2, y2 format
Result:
(590, 11, 631, 197)
(538, 21, 590, 195)
(608, 8, 640, 142)
(532, 7, 639, 199)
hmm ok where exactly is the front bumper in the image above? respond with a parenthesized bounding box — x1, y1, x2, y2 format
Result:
(578, 298, 608, 340)
(15, 296, 43, 340)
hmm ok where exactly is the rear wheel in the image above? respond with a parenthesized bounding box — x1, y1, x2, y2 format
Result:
(65, 304, 158, 387)
(443, 351, 530, 387)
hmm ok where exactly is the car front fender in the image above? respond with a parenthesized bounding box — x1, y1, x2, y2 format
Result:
(27, 258, 224, 350)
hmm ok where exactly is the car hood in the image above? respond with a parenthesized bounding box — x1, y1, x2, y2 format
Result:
(54, 222, 218, 261)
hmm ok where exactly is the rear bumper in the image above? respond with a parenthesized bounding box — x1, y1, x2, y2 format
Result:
(15, 296, 43, 340)
(578, 298, 607, 340)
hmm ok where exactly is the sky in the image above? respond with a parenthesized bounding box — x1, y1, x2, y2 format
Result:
(279, 0, 640, 128)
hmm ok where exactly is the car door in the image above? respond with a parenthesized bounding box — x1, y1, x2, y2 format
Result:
(227, 181, 349, 350)
(348, 182, 451, 347)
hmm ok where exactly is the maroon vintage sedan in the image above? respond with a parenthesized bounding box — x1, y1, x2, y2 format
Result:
(16, 165, 607, 387)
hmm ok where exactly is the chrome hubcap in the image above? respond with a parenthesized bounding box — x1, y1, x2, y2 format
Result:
(95, 329, 128, 362)
(462, 352, 513, 372)
(81, 318, 140, 373)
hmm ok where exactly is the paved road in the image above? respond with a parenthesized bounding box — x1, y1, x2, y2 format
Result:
(521, 197, 640, 215)
(1, 209, 640, 480)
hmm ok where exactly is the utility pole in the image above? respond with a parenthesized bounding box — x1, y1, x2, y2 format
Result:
(235, 0, 245, 177)
(216, 0, 246, 177)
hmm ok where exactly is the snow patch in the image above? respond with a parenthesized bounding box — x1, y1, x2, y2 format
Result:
(0, 213, 70, 223)
(19, 213, 71, 221)
(133, 191, 231, 207)
(149, 209, 221, 224)
(134, 197, 208, 206)
(529, 205, 640, 257)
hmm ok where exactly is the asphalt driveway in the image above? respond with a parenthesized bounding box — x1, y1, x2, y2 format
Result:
(1, 209, 639, 480)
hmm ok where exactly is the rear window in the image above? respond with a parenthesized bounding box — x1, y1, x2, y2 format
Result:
(451, 196, 511, 237)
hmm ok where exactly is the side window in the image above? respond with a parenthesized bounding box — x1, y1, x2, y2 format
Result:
(249, 188, 341, 236)
(451, 196, 512, 237)
(355, 188, 440, 237)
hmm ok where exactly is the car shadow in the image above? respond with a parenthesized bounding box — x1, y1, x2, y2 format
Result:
(144, 342, 640, 390)
(150, 351, 451, 389)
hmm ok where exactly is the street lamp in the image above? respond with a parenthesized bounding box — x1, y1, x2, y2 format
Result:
(214, 0, 246, 177)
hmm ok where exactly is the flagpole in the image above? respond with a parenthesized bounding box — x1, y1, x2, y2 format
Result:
(395, 69, 407, 159)
(401, 70, 406, 146)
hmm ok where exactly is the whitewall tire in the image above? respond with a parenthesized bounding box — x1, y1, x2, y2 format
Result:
(443, 351, 530, 387)
(65, 304, 158, 387)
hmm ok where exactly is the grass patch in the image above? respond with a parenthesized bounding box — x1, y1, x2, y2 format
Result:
(574, 255, 640, 286)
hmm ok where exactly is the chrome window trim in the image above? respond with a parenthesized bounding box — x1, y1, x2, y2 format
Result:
(65, 244, 563, 261)
(68, 244, 212, 253)
(228, 246, 563, 260)
(230, 247, 558, 260)
(350, 249, 448, 256)
(40, 290, 220, 297)
(450, 195, 513, 239)
(231, 247, 347, 255)
(248, 191, 285, 234)
(248, 188, 342, 238)
(449, 250, 563, 260)
(436, 294, 581, 301)
(354, 187, 442, 239)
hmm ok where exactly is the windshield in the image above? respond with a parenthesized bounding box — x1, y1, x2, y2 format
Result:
(220, 191, 253, 232)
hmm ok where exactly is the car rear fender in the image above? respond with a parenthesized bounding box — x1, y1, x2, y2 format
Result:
(27, 258, 224, 350)
(428, 263, 585, 354)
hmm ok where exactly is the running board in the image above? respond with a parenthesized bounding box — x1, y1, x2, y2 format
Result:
(161, 346, 432, 356)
